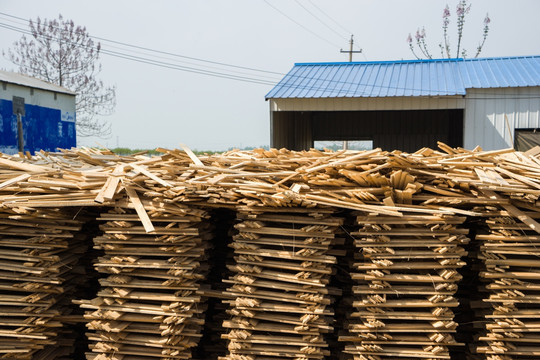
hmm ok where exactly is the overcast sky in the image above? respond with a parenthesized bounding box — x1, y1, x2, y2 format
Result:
(1, 0, 539, 151)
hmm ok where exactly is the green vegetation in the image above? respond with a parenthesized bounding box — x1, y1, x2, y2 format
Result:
(109, 148, 163, 156)
(109, 146, 269, 156)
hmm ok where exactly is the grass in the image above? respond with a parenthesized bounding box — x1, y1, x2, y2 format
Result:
(109, 145, 269, 156)
(109, 147, 162, 156)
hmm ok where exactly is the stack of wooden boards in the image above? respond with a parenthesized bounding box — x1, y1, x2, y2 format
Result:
(472, 171, 540, 357)
(78, 203, 213, 359)
(220, 208, 344, 360)
(0, 205, 91, 359)
(0, 143, 539, 359)
(342, 212, 469, 360)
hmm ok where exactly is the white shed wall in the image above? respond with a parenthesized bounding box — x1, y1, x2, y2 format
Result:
(0, 81, 75, 113)
(464, 87, 540, 150)
(270, 96, 465, 112)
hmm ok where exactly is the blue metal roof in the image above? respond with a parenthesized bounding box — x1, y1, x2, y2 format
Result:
(265, 56, 540, 99)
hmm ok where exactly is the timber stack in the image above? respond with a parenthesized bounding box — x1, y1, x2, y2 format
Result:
(0, 144, 538, 359)
(0, 155, 103, 359)
(220, 208, 344, 360)
(471, 152, 540, 359)
(0, 205, 91, 359)
(343, 212, 469, 360)
(80, 204, 213, 359)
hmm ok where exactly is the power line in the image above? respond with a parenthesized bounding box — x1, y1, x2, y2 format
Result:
(293, 0, 349, 42)
(0, 14, 282, 82)
(306, 0, 354, 37)
(306, 0, 363, 52)
(0, 11, 284, 76)
(1, 13, 533, 98)
(1, 11, 372, 90)
(0, 22, 277, 86)
(262, 0, 341, 48)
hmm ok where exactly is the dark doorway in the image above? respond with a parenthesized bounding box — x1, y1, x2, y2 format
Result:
(272, 109, 464, 152)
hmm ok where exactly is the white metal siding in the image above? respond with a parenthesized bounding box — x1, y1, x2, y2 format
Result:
(270, 96, 465, 112)
(0, 82, 75, 113)
(464, 87, 540, 150)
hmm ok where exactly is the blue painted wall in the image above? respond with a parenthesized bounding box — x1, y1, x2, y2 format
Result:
(0, 99, 76, 154)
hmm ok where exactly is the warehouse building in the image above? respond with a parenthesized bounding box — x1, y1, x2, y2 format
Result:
(266, 56, 540, 152)
(0, 70, 76, 154)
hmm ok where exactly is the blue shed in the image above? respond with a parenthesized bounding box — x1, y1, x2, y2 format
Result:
(0, 70, 76, 154)
(266, 56, 540, 152)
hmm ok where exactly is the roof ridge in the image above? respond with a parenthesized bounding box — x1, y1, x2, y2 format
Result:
(294, 55, 540, 67)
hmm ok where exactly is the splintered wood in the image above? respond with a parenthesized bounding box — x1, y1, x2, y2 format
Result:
(1, 143, 540, 359)
(220, 209, 343, 360)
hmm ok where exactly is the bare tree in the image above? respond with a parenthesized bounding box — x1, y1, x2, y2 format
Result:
(407, 0, 490, 59)
(4, 14, 116, 137)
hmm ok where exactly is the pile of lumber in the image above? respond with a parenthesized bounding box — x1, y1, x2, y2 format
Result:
(342, 212, 469, 360)
(0, 205, 91, 359)
(220, 207, 344, 360)
(0, 144, 524, 218)
(77, 198, 213, 359)
(1, 143, 540, 359)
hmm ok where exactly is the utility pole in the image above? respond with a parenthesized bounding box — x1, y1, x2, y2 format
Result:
(340, 35, 362, 150)
(340, 35, 362, 62)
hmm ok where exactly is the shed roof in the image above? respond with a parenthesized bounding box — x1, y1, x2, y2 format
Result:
(266, 56, 540, 99)
(0, 70, 76, 95)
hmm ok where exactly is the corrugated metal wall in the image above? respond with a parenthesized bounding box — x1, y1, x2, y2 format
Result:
(464, 87, 540, 150)
(272, 109, 463, 152)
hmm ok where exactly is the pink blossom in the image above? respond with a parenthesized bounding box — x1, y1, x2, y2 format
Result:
(406, 33, 413, 43)
(415, 29, 422, 41)
(456, 1, 470, 16)
(484, 14, 491, 25)
(443, 5, 450, 18)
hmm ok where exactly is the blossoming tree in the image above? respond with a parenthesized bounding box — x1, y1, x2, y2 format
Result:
(407, 0, 490, 59)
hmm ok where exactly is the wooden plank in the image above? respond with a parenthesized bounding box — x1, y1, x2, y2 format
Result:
(124, 186, 155, 233)
(179, 143, 204, 166)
